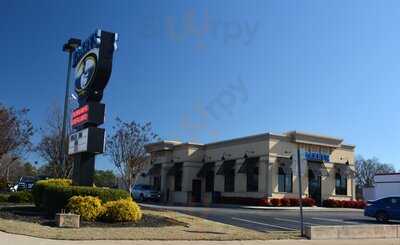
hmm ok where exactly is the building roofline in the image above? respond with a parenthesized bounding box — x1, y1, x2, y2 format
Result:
(144, 140, 182, 152)
(285, 130, 344, 142)
(341, 144, 356, 149)
(375, 173, 400, 176)
(204, 132, 269, 148)
(145, 131, 354, 152)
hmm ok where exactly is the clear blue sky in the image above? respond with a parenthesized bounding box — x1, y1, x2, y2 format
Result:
(1, 1, 399, 171)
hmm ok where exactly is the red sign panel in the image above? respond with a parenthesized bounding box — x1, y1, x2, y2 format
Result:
(71, 105, 89, 127)
(71, 103, 105, 128)
(72, 105, 89, 119)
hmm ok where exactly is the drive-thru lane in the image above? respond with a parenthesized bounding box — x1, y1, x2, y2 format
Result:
(140, 204, 399, 232)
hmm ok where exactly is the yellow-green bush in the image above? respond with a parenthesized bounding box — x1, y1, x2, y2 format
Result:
(43, 179, 72, 187)
(66, 196, 104, 221)
(101, 198, 142, 223)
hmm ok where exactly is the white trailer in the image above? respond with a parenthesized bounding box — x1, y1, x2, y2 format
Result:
(364, 173, 400, 201)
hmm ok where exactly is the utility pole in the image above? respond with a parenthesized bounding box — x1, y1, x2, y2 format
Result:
(297, 147, 304, 237)
(60, 38, 81, 176)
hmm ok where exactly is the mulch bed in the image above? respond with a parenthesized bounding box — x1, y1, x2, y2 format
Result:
(0, 204, 184, 228)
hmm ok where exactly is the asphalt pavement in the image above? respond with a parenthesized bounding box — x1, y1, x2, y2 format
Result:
(140, 203, 400, 232)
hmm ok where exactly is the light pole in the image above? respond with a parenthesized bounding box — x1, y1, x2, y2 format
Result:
(60, 38, 81, 175)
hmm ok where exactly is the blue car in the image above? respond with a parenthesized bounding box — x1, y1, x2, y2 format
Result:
(364, 196, 400, 222)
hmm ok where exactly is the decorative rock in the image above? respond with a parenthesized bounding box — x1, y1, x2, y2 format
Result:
(55, 213, 80, 228)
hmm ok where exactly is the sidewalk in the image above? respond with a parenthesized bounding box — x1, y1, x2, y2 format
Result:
(144, 203, 363, 212)
(1, 231, 398, 245)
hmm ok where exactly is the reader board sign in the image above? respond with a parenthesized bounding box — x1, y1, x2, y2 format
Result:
(68, 127, 105, 155)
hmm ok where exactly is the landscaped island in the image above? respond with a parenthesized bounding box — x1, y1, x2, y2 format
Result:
(0, 178, 297, 240)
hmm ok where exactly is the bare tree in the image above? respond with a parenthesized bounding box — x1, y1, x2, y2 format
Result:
(35, 105, 73, 178)
(106, 118, 159, 193)
(355, 156, 396, 187)
(0, 155, 19, 181)
(0, 104, 33, 159)
(0, 104, 33, 179)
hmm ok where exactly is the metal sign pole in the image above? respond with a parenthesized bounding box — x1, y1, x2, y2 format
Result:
(60, 50, 73, 172)
(297, 147, 304, 237)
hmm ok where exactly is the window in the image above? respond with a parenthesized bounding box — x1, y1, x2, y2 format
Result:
(278, 167, 292, 192)
(205, 170, 214, 192)
(246, 167, 259, 192)
(335, 173, 347, 195)
(153, 176, 161, 191)
(389, 197, 400, 207)
(224, 168, 235, 192)
(174, 166, 182, 191)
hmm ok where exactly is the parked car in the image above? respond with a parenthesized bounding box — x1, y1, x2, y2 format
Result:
(8, 183, 18, 192)
(131, 184, 161, 202)
(16, 176, 37, 191)
(364, 196, 400, 222)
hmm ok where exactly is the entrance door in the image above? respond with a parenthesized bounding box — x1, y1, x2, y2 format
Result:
(192, 179, 202, 203)
(153, 176, 161, 191)
(308, 169, 322, 206)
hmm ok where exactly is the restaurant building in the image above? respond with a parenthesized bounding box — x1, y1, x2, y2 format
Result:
(140, 131, 356, 206)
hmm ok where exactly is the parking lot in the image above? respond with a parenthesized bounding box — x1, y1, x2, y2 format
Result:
(141, 204, 400, 232)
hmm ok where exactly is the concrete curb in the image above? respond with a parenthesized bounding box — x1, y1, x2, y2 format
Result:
(233, 205, 363, 212)
(306, 225, 400, 240)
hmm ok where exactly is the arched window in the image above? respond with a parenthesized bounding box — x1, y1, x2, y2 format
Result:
(278, 167, 292, 193)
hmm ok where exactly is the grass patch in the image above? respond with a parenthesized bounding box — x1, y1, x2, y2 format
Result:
(0, 204, 299, 240)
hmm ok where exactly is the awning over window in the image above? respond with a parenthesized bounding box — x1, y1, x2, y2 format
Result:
(308, 161, 329, 177)
(238, 157, 259, 174)
(277, 157, 292, 175)
(197, 162, 215, 178)
(216, 160, 235, 175)
(167, 162, 183, 176)
(335, 164, 356, 178)
(147, 164, 161, 176)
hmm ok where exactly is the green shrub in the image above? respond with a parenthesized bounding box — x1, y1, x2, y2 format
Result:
(0, 194, 9, 202)
(8, 191, 33, 203)
(32, 178, 130, 213)
(66, 196, 104, 221)
(32, 179, 72, 207)
(101, 198, 142, 223)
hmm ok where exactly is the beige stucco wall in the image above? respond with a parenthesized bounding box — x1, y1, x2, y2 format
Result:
(331, 146, 355, 164)
(142, 132, 356, 204)
(205, 137, 268, 162)
(182, 162, 202, 192)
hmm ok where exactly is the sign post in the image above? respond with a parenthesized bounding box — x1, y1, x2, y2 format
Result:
(297, 147, 304, 237)
(67, 30, 118, 186)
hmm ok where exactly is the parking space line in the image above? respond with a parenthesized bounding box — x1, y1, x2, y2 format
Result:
(232, 217, 297, 231)
(274, 217, 318, 226)
(311, 217, 359, 224)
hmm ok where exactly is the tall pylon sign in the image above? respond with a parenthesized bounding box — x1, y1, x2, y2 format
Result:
(68, 30, 118, 186)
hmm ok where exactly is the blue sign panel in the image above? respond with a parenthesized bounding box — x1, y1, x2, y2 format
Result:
(304, 151, 330, 162)
(72, 29, 118, 105)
